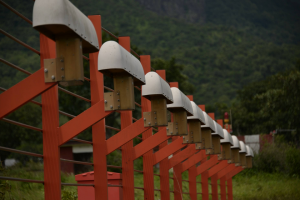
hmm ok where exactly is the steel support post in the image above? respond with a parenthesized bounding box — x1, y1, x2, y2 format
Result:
(167, 82, 182, 200)
(175, 147, 203, 200)
(180, 149, 206, 200)
(169, 144, 197, 200)
(227, 178, 233, 200)
(215, 164, 236, 200)
(188, 165, 197, 200)
(140, 55, 155, 200)
(207, 156, 230, 200)
(153, 70, 169, 200)
(159, 139, 170, 199)
(119, 37, 135, 200)
(226, 166, 243, 200)
(217, 164, 236, 200)
(211, 174, 219, 200)
(201, 171, 210, 200)
(150, 132, 194, 199)
(40, 34, 61, 200)
(220, 176, 226, 200)
(185, 95, 197, 200)
(173, 164, 182, 200)
(177, 149, 205, 200)
(196, 155, 219, 200)
(88, 15, 109, 200)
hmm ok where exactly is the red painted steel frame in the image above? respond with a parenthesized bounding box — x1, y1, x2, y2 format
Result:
(119, 36, 135, 200)
(216, 164, 236, 200)
(208, 161, 230, 200)
(178, 150, 206, 200)
(0, 9, 247, 199)
(157, 71, 171, 200)
(89, 15, 109, 200)
(140, 55, 154, 200)
(169, 82, 183, 200)
(40, 33, 61, 200)
(0, 68, 56, 119)
(227, 166, 244, 200)
(130, 79, 203, 200)
(196, 153, 220, 200)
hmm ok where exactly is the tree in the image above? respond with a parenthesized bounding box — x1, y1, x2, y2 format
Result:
(231, 61, 300, 144)
(151, 57, 195, 95)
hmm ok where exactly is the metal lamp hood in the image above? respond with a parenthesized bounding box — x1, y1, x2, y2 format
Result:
(239, 141, 247, 153)
(167, 87, 193, 116)
(231, 136, 241, 149)
(187, 101, 206, 124)
(211, 121, 224, 139)
(221, 129, 234, 145)
(98, 41, 145, 86)
(246, 145, 254, 157)
(201, 112, 215, 133)
(33, 0, 99, 53)
(142, 72, 173, 103)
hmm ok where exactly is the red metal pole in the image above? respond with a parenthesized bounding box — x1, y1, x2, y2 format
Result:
(201, 171, 209, 200)
(227, 178, 233, 200)
(168, 144, 199, 200)
(188, 165, 197, 200)
(119, 36, 135, 200)
(40, 33, 61, 200)
(158, 140, 170, 199)
(168, 82, 182, 200)
(169, 82, 179, 88)
(220, 177, 226, 200)
(211, 174, 218, 200)
(215, 163, 236, 200)
(226, 166, 243, 200)
(207, 150, 231, 199)
(88, 15, 109, 200)
(140, 55, 155, 200)
(197, 155, 220, 200)
(202, 112, 216, 200)
(173, 164, 183, 200)
(156, 70, 170, 200)
(185, 95, 197, 200)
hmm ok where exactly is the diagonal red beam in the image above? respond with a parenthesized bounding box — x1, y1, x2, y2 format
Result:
(226, 166, 243, 181)
(207, 160, 229, 177)
(0, 69, 56, 119)
(196, 155, 219, 175)
(152, 137, 185, 165)
(59, 100, 113, 145)
(106, 118, 151, 155)
(180, 150, 205, 172)
(133, 128, 170, 160)
(215, 164, 236, 180)
(168, 144, 197, 169)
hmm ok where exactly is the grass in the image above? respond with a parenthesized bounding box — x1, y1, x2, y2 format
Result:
(1, 164, 300, 200)
(0, 161, 77, 200)
(233, 170, 300, 200)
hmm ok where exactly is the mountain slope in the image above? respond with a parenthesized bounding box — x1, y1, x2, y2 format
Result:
(0, 0, 299, 105)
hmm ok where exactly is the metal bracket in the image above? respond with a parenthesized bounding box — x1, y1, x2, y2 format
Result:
(44, 57, 65, 82)
(104, 91, 121, 111)
(195, 143, 203, 150)
(143, 111, 157, 127)
(206, 144, 214, 154)
(166, 122, 174, 136)
(218, 150, 226, 160)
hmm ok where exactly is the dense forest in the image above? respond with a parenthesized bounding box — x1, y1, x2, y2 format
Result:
(0, 0, 300, 163)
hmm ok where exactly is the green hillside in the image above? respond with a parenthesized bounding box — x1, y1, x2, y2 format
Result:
(1, 0, 300, 106)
